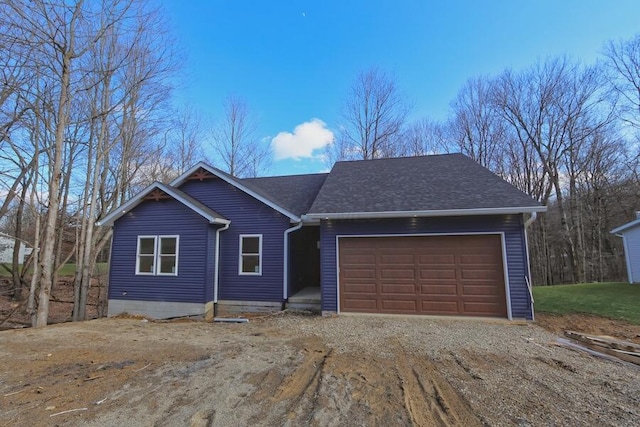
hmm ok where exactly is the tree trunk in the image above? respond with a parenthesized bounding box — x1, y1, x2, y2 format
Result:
(11, 184, 28, 300)
(36, 45, 73, 327)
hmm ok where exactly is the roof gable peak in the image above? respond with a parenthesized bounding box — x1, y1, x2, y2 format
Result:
(97, 181, 229, 226)
(171, 162, 301, 222)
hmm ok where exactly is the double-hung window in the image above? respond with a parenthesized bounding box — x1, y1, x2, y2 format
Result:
(136, 235, 179, 275)
(239, 234, 262, 275)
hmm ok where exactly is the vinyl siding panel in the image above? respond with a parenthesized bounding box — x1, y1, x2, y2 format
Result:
(180, 178, 291, 302)
(109, 199, 211, 304)
(320, 215, 533, 319)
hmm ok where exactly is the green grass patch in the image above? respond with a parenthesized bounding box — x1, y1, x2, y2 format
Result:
(533, 282, 640, 324)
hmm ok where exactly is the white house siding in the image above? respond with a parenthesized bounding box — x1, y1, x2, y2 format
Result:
(0, 237, 32, 264)
(622, 226, 640, 283)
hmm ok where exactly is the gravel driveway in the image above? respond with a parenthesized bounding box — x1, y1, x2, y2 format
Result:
(1, 314, 639, 426)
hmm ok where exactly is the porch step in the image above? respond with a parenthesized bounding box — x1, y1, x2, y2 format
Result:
(287, 287, 321, 312)
(286, 301, 321, 312)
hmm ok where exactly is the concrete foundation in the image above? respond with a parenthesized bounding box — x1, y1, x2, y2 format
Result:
(108, 299, 206, 320)
(215, 300, 282, 316)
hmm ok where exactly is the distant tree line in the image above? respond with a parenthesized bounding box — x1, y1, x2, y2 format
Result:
(1, 0, 639, 326)
(333, 42, 640, 286)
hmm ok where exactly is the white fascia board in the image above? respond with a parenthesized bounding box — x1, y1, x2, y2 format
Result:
(97, 181, 161, 226)
(171, 162, 300, 222)
(97, 182, 230, 226)
(303, 206, 547, 221)
(611, 218, 640, 235)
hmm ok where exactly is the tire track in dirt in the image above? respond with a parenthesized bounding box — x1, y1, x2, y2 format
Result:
(395, 344, 483, 427)
(247, 338, 331, 426)
(246, 337, 483, 426)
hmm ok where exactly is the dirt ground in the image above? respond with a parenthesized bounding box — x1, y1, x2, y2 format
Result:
(1, 311, 639, 427)
(0, 276, 104, 329)
(2, 278, 640, 426)
(535, 312, 640, 344)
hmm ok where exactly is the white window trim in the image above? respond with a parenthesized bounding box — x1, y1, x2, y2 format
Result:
(136, 235, 157, 275)
(135, 235, 179, 276)
(157, 235, 180, 276)
(239, 234, 262, 276)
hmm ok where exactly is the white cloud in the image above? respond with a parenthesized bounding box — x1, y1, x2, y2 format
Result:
(271, 119, 334, 160)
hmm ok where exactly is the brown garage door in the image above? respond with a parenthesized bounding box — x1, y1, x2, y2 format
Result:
(339, 235, 507, 317)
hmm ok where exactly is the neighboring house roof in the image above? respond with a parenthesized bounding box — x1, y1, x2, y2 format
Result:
(243, 173, 328, 217)
(171, 162, 301, 221)
(306, 153, 545, 219)
(98, 182, 229, 226)
(611, 217, 640, 234)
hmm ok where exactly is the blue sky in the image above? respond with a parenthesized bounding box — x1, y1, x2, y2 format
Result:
(161, 0, 640, 176)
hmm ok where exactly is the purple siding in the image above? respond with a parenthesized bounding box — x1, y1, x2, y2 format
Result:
(180, 178, 291, 302)
(320, 215, 533, 319)
(109, 199, 212, 303)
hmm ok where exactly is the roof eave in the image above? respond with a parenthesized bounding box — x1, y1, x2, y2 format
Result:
(303, 206, 547, 221)
(211, 218, 231, 225)
(610, 218, 640, 235)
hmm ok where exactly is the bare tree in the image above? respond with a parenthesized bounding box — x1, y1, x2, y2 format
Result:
(142, 106, 205, 183)
(494, 57, 613, 283)
(338, 67, 410, 160)
(72, 1, 177, 321)
(0, 3, 38, 223)
(448, 77, 509, 170)
(210, 95, 270, 177)
(170, 106, 204, 175)
(0, 0, 178, 326)
(400, 118, 450, 156)
(603, 34, 640, 131)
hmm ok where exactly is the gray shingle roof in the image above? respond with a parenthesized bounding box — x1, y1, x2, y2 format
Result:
(243, 173, 328, 216)
(307, 153, 542, 214)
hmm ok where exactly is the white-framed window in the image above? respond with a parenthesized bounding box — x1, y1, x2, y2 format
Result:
(136, 235, 179, 276)
(239, 234, 262, 275)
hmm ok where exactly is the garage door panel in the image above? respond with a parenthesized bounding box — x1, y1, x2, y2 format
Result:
(417, 239, 455, 248)
(342, 268, 376, 279)
(419, 268, 457, 280)
(460, 269, 501, 280)
(462, 301, 504, 315)
(379, 253, 414, 264)
(419, 284, 458, 295)
(380, 267, 415, 280)
(381, 299, 418, 312)
(341, 253, 376, 265)
(381, 284, 415, 294)
(339, 235, 507, 317)
(343, 299, 378, 310)
(418, 254, 455, 265)
(461, 284, 503, 296)
(421, 300, 459, 314)
(459, 253, 500, 264)
(343, 283, 376, 294)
